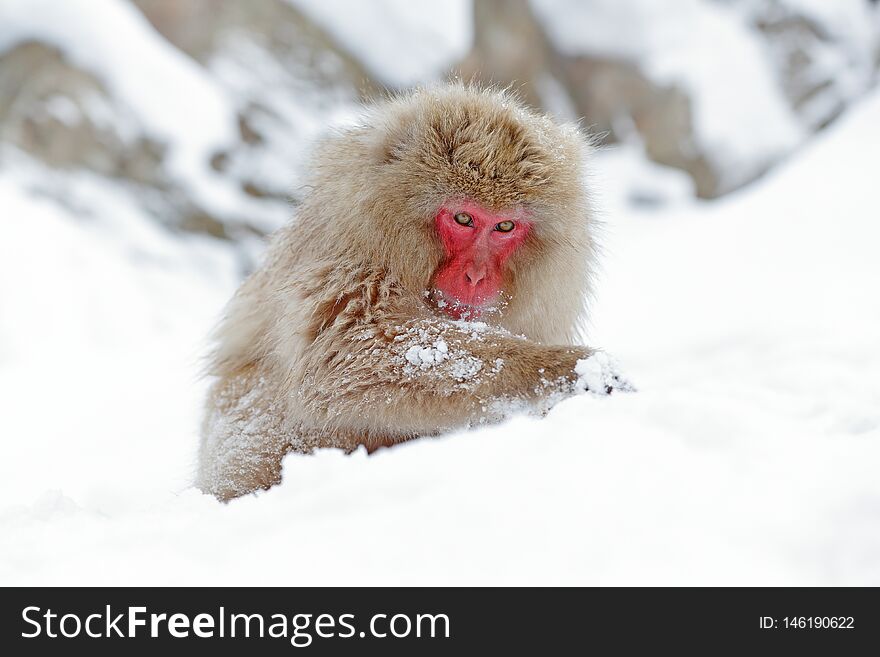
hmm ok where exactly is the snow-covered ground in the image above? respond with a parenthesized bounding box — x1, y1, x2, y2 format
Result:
(2, 80, 878, 585)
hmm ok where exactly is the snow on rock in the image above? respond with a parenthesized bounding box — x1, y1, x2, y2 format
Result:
(0, 0, 293, 234)
(285, 0, 473, 87)
(745, 0, 880, 130)
(0, 0, 237, 185)
(776, 0, 879, 98)
(531, 0, 804, 192)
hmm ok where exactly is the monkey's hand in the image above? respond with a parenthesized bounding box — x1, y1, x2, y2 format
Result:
(574, 351, 636, 396)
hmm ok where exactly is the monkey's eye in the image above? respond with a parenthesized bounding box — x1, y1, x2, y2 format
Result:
(454, 212, 474, 227)
(495, 220, 515, 233)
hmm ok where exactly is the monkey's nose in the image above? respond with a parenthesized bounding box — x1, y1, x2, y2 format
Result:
(464, 265, 486, 288)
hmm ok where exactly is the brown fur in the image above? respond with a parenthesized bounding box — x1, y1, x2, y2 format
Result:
(198, 84, 600, 501)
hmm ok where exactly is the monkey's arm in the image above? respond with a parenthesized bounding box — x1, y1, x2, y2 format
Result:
(298, 316, 629, 437)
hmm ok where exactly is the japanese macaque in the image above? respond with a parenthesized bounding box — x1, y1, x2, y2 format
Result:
(198, 84, 631, 501)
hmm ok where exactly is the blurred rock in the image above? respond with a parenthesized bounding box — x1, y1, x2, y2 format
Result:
(559, 56, 722, 197)
(132, 0, 375, 90)
(0, 40, 252, 241)
(459, 0, 560, 111)
(746, 0, 880, 131)
(0, 41, 165, 185)
(0, 0, 384, 243)
(134, 0, 373, 205)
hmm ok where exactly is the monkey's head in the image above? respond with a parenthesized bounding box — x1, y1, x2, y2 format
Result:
(303, 83, 596, 344)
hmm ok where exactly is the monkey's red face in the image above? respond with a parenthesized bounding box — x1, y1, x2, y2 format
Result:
(431, 201, 530, 319)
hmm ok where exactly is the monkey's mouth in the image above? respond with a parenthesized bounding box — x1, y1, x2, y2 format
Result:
(427, 289, 503, 320)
